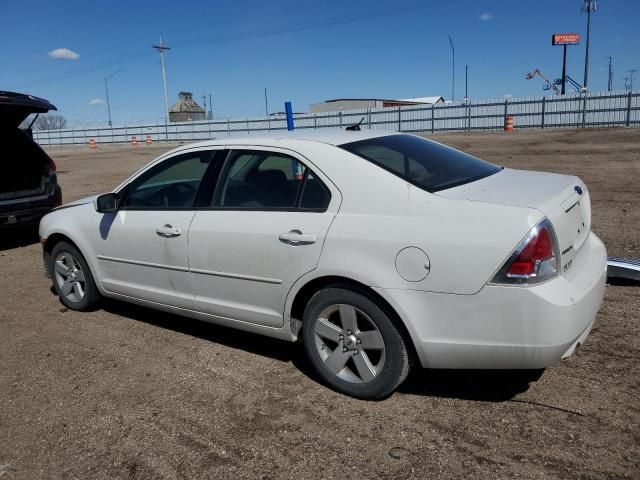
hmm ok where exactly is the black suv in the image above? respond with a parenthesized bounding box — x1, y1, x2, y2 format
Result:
(0, 91, 62, 227)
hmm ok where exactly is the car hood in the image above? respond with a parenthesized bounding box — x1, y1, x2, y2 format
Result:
(0, 91, 57, 127)
(54, 195, 97, 211)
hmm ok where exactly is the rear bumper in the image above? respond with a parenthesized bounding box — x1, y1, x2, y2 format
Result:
(376, 232, 607, 369)
(0, 185, 61, 227)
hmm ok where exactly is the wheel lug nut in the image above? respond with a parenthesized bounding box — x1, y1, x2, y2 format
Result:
(357, 339, 361, 344)
(343, 347, 348, 353)
(354, 349, 359, 355)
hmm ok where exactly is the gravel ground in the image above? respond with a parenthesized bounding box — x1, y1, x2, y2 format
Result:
(0, 128, 638, 479)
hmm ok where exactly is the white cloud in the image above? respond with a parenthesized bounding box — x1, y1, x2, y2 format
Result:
(89, 98, 106, 106)
(48, 48, 80, 60)
(479, 12, 493, 21)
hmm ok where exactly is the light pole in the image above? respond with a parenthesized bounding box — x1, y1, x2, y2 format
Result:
(104, 70, 121, 127)
(582, 0, 597, 92)
(447, 34, 455, 102)
(464, 64, 469, 103)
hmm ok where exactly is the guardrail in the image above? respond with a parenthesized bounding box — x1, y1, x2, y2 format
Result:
(34, 90, 639, 145)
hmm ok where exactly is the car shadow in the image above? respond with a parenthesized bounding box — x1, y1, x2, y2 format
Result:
(607, 278, 640, 287)
(100, 298, 542, 401)
(399, 368, 543, 401)
(0, 226, 40, 251)
(101, 299, 299, 364)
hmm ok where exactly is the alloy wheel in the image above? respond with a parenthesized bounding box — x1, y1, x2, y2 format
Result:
(313, 304, 386, 384)
(53, 252, 86, 304)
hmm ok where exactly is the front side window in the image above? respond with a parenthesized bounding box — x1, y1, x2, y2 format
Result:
(122, 152, 212, 209)
(340, 134, 501, 192)
(216, 150, 308, 209)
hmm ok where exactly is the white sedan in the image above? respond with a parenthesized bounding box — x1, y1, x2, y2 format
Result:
(40, 131, 607, 399)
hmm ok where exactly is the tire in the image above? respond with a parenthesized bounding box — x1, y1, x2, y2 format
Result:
(302, 287, 411, 399)
(50, 241, 100, 311)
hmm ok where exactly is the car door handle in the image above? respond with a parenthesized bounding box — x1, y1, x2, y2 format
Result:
(279, 230, 316, 245)
(156, 224, 182, 238)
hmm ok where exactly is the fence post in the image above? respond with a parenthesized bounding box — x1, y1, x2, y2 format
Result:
(466, 103, 471, 132)
(431, 104, 435, 134)
(581, 94, 588, 128)
(541, 97, 546, 129)
(367, 109, 371, 129)
(314, 114, 317, 130)
(339, 111, 343, 128)
(398, 106, 402, 132)
(626, 91, 633, 127)
(227, 119, 231, 136)
(504, 99, 508, 120)
(247, 118, 250, 134)
(208, 120, 212, 138)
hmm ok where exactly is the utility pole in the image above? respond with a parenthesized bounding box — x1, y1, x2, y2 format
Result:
(209, 93, 213, 119)
(104, 70, 121, 127)
(582, 0, 597, 92)
(606, 57, 613, 92)
(201, 95, 207, 119)
(152, 35, 171, 140)
(264, 88, 269, 117)
(632, 71, 638, 91)
(447, 34, 455, 102)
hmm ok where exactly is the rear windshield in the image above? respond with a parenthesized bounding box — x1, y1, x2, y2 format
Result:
(340, 134, 501, 192)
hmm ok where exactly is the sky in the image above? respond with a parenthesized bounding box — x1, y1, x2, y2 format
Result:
(1, 0, 638, 128)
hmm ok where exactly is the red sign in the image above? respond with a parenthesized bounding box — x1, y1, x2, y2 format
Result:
(552, 33, 580, 45)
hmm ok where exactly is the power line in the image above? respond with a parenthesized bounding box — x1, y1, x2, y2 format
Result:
(12, 0, 444, 90)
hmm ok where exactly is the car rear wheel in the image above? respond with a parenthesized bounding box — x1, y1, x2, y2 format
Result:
(50, 241, 99, 311)
(302, 287, 410, 399)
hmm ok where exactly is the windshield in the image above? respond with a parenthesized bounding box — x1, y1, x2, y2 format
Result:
(340, 134, 501, 193)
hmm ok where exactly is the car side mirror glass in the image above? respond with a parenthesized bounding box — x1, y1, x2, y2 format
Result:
(95, 193, 118, 213)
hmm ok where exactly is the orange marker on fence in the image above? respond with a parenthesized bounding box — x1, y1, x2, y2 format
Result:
(131, 135, 138, 146)
(146, 135, 152, 145)
(88, 138, 97, 149)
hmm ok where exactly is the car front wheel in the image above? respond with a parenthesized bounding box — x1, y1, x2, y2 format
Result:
(50, 241, 100, 311)
(302, 287, 410, 399)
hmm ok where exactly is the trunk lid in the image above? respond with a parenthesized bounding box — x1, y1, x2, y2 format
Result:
(436, 168, 590, 274)
(0, 91, 57, 127)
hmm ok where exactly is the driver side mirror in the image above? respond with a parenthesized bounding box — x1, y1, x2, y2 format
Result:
(95, 193, 118, 213)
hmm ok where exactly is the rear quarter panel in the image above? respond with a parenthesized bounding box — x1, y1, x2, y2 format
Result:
(302, 144, 544, 295)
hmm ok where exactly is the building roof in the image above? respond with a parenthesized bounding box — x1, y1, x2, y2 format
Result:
(320, 96, 443, 105)
(399, 96, 445, 104)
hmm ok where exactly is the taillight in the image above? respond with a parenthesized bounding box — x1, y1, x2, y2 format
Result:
(48, 158, 57, 172)
(490, 218, 559, 286)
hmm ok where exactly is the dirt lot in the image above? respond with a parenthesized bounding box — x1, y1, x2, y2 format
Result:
(0, 128, 638, 479)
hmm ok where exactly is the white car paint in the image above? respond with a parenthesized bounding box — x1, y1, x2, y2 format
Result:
(39, 131, 607, 369)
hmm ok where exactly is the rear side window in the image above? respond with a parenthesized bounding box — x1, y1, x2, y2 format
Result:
(340, 134, 501, 192)
(300, 172, 331, 210)
(214, 150, 331, 211)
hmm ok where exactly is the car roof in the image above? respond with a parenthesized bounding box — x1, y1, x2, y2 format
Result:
(172, 129, 398, 151)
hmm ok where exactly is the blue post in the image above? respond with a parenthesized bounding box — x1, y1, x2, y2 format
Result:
(285, 101, 294, 131)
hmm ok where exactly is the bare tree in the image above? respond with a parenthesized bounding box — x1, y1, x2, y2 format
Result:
(34, 113, 68, 130)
